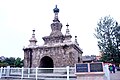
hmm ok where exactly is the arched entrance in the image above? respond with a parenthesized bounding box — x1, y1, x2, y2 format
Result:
(40, 56, 54, 73)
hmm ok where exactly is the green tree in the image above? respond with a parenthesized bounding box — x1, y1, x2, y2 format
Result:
(14, 57, 23, 67)
(0, 57, 23, 67)
(3, 57, 16, 66)
(95, 16, 120, 64)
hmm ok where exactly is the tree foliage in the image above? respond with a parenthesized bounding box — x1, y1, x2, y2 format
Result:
(3, 57, 16, 66)
(0, 57, 23, 67)
(95, 16, 120, 64)
(14, 57, 23, 67)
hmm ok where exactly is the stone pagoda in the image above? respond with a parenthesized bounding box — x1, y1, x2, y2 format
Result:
(23, 5, 83, 68)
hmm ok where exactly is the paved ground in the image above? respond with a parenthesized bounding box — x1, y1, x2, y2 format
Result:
(110, 71, 120, 80)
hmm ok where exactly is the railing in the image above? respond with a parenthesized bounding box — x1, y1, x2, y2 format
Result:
(0, 66, 76, 80)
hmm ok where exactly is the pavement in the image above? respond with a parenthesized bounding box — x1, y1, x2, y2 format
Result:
(110, 71, 120, 80)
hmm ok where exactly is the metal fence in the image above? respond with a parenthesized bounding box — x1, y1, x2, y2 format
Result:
(0, 66, 76, 80)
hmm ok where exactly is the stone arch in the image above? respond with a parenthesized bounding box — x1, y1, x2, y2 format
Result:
(40, 56, 54, 68)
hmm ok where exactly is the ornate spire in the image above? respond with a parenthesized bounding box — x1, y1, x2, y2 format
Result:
(53, 5, 60, 22)
(50, 5, 63, 37)
(63, 23, 72, 43)
(29, 29, 37, 47)
(42, 5, 64, 44)
(65, 23, 70, 35)
(75, 36, 79, 46)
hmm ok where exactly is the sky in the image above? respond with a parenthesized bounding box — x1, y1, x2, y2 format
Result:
(0, 0, 120, 59)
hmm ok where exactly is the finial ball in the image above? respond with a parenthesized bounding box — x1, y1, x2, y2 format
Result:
(33, 29, 35, 32)
(53, 5, 59, 13)
(75, 36, 77, 38)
